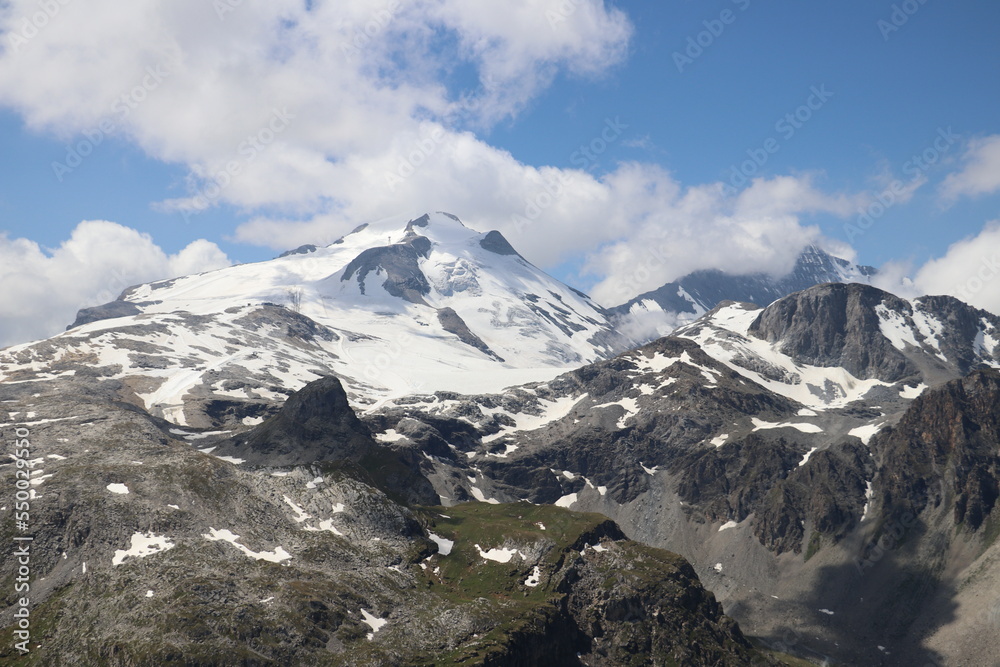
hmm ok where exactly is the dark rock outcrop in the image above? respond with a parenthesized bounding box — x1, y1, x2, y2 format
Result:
(748, 283, 918, 381)
(437, 307, 505, 361)
(69, 299, 142, 329)
(215, 376, 437, 504)
(872, 369, 1000, 531)
(277, 244, 317, 258)
(479, 230, 522, 258)
(340, 236, 432, 304)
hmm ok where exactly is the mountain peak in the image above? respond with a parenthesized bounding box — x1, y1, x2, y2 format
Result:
(21, 211, 631, 424)
(611, 244, 879, 344)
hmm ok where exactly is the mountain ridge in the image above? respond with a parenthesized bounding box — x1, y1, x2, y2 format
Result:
(611, 244, 879, 342)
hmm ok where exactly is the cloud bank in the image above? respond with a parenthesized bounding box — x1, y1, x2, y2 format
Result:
(0, 222, 230, 347)
(0, 1, 996, 337)
(0, 0, 855, 307)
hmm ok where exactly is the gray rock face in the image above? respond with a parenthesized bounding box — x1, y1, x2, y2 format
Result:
(68, 299, 142, 329)
(436, 307, 505, 361)
(216, 376, 375, 467)
(873, 369, 1000, 530)
(340, 236, 432, 304)
(0, 368, 775, 666)
(748, 283, 918, 381)
(360, 283, 999, 666)
(216, 375, 439, 505)
(278, 243, 318, 258)
(479, 230, 522, 258)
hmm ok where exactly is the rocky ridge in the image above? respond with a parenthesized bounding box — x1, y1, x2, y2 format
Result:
(0, 372, 779, 666)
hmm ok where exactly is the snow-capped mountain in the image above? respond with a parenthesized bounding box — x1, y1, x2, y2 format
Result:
(0, 213, 631, 425)
(4, 218, 1000, 664)
(612, 244, 877, 342)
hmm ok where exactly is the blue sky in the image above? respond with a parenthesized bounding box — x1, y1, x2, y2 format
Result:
(1, 0, 998, 344)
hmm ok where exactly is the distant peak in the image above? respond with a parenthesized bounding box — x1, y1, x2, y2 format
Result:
(277, 244, 317, 259)
(406, 214, 431, 230)
(479, 230, 521, 257)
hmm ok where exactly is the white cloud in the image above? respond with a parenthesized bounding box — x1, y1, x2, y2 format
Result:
(940, 135, 1000, 201)
(0, 221, 230, 347)
(0, 1, 865, 315)
(911, 221, 1000, 314)
(872, 221, 1000, 315)
(580, 171, 856, 306)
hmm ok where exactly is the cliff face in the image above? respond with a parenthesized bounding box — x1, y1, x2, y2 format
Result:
(872, 369, 1000, 532)
(747, 283, 918, 381)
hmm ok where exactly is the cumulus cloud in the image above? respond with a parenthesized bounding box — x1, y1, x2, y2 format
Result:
(580, 171, 859, 306)
(913, 221, 1000, 314)
(872, 221, 1000, 315)
(0, 222, 231, 347)
(0, 1, 862, 314)
(940, 135, 1000, 201)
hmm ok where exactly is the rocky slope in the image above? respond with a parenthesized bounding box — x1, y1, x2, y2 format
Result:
(361, 283, 1000, 665)
(0, 373, 779, 666)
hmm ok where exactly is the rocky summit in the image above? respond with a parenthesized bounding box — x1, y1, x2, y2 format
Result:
(2, 213, 1000, 666)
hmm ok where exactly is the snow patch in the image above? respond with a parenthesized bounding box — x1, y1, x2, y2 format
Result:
(524, 566, 542, 587)
(283, 496, 311, 523)
(875, 304, 920, 351)
(360, 609, 387, 640)
(106, 483, 129, 495)
(428, 532, 454, 556)
(862, 480, 874, 520)
(555, 493, 578, 508)
(113, 532, 175, 566)
(752, 418, 823, 434)
(900, 384, 927, 399)
(474, 544, 524, 563)
(203, 528, 291, 562)
(798, 447, 819, 467)
(470, 486, 500, 504)
(849, 423, 883, 446)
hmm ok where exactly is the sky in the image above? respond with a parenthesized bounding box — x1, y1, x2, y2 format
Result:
(1, 0, 999, 346)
